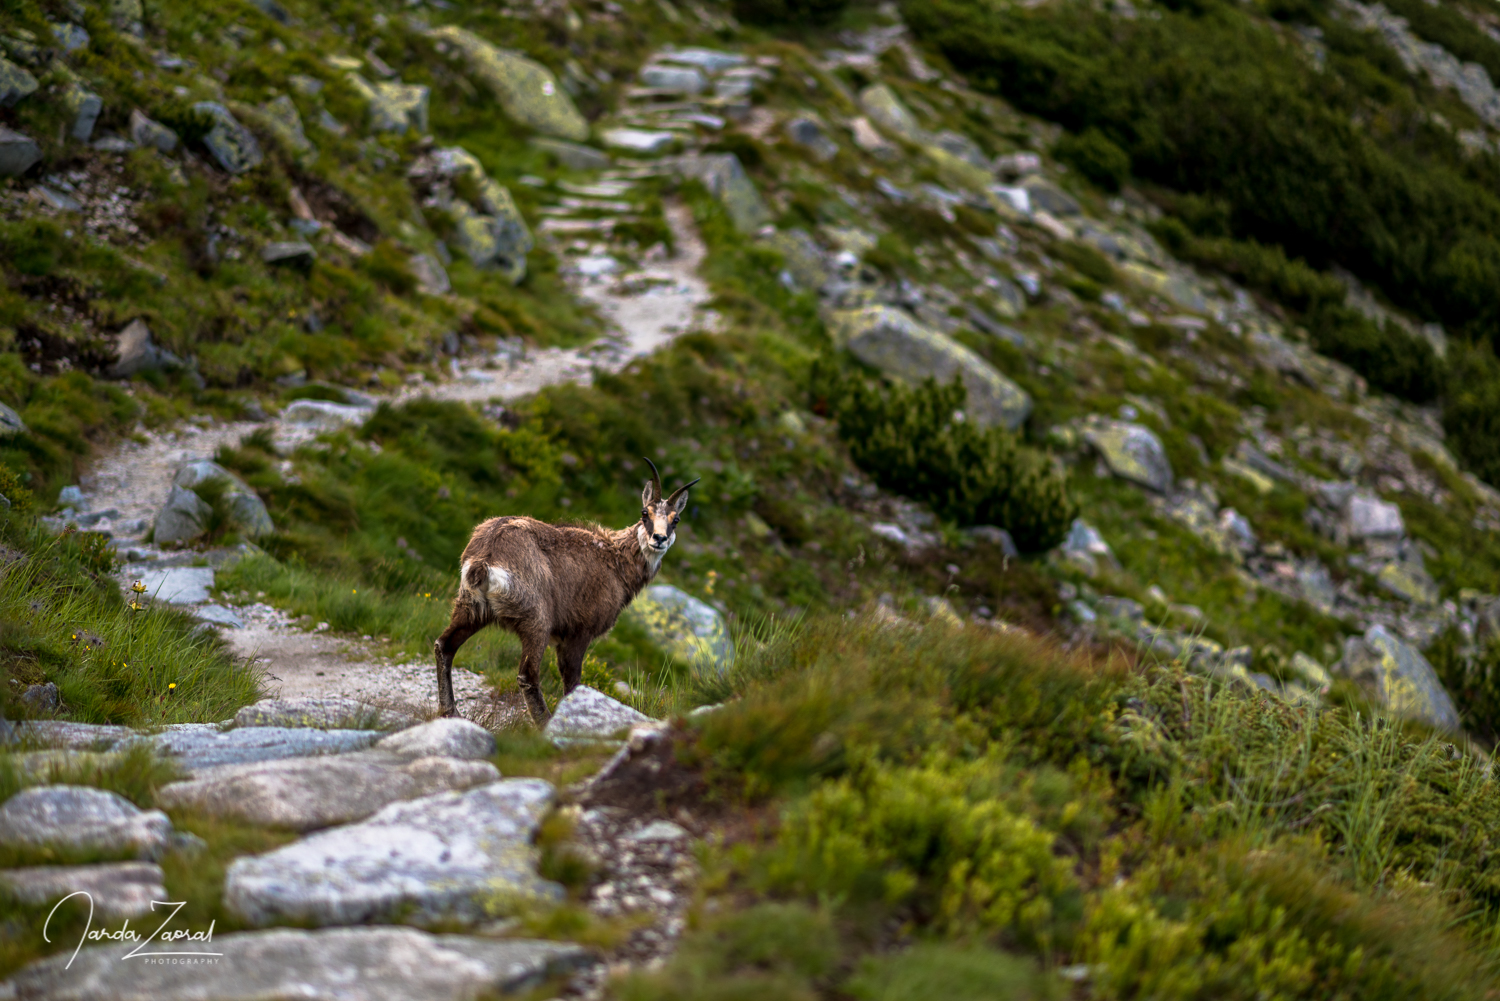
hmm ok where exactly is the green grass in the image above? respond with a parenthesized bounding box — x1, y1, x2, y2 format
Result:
(0, 522, 262, 726)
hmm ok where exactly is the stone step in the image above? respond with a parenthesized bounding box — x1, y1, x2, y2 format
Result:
(225, 779, 559, 926)
(2, 927, 595, 1001)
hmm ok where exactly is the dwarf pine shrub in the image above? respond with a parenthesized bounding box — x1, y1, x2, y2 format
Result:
(817, 370, 1076, 551)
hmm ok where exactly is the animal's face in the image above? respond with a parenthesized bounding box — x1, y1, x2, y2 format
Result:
(640, 488, 690, 554)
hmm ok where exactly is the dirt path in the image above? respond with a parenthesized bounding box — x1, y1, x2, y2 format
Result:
(82, 199, 714, 717)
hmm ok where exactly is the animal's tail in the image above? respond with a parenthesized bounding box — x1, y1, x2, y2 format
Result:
(455, 561, 513, 622)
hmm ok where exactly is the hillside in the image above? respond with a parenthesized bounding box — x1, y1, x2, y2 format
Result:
(5, 0, 1500, 995)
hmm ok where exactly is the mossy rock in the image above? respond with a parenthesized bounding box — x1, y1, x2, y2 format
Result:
(629, 584, 732, 672)
(428, 26, 588, 141)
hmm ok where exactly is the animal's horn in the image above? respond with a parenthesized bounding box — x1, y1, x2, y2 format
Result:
(666, 477, 701, 503)
(642, 456, 664, 500)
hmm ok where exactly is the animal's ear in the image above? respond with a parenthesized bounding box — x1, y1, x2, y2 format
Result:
(667, 477, 700, 515)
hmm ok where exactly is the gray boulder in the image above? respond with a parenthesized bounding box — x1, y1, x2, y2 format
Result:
(151, 485, 213, 545)
(64, 83, 102, 141)
(281, 398, 373, 431)
(543, 686, 658, 744)
(785, 116, 839, 161)
(16, 721, 136, 751)
(129, 108, 177, 152)
(429, 146, 532, 283)
(1338, 625, 1459, 730)
(173, 459, 273, 537)
(129, 565, 216, 604)
(262, 240, 316, 267)
(1059, 518, 1118, 575)
(668, 153, 770, 233)
(601, 127, 678, 155)
(630, 583, 733, 671)
(0, 401, 25, 436)
(155, 751, 500, 831)
(107, 318, 181, 379)
(1022, 177, 1081, 216)
(410, 252, 450, 294)
(829, 305, 1033, 430)
(0, 126, 41, 176)
(0, 786, 173, 859)
(0, 862, 166, 919)
(376, 717, 496, 760)
(147, 724, 384, 771)
(859, 83, 923, 144)
(21, 681, 59, 712)
(1082, 418, 1174, 493)
(225, 779, 560, 925)
(1345, 491, 1405, 539)
(235, 696, 418, 731)
(3, 927, 594, 1001)
(194, 603, 244, 628)
(193, 101, 263, 174)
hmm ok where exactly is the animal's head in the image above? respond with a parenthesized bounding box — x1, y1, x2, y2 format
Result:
(639, 457, 699, 557)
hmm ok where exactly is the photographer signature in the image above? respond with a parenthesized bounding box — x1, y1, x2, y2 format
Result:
(44, 892, 222, 970)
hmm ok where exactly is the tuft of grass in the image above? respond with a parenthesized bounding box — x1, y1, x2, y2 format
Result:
(846, 943, 1060, 1001)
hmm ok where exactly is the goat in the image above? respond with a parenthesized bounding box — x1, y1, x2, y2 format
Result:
(433, 458, 700, 723)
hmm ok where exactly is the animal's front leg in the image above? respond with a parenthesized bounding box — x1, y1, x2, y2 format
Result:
(557, 636, 592, 694)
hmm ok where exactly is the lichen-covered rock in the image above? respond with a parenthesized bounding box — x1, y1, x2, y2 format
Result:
(152, 485, 212, 544)
(193, 100, 263, 174)
(1118, 261, 1209, 313)
(173, 459, 273, 537)
(1377, 561, 1440, 605)
(830, 305, 1033, 430)
(2, 927, 595, 1001)
(859, 83, 922, 143)
(667, 153, 770, 233)
(1340, 625, 1459, 730)
(1082, 418, 1174, 493)
(409, 252, 451, 294)
(760, 227, 830, 292)
(0, 126, 41, 176)
(543, 686, 658, 742)
(234, 696, 415, 731)
(630, 584, 733, 671)
(156, 752, 500, 831)
(0, 786, 174, 859)
(0, 862, 166, 919)
(225, 780, 560, 925)
(63, 82, 102, 141)
(129, 108, 177, 151)
(428, 25, 588, 141)
(0, 55, 38, 106)
(347, 73, 429, 134)
(257, 94, 312, 152)
(429, 146, 533, 282)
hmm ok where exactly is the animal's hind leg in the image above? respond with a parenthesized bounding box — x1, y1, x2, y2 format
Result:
(557, 636, 591, 695)
(434, 618, 481, 718)
(517, 631, 550, 725)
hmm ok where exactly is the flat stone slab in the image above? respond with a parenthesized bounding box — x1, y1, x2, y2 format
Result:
(0, 786, 173, 860)
(1082, 418, 1174, 493)
(133, 566, 215, 605)
(1, 926, 595, 1001)
(0, 862, 166, 918)
(543, 686, 658, 743)
(156, 751, 500, 831)
(235, 697, 420, 731)
(146, 725, 383, 771)
(374, 717, 496, 760)
(16, 721, 137, 750)
(225, 779, 560, 925)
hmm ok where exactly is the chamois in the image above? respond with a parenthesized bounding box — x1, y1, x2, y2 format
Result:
(434, 458, 700, 723)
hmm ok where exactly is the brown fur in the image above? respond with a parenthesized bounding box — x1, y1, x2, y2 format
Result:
(434, 468, 696, 722)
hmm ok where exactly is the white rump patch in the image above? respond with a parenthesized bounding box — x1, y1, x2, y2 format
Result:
(487, 566, 512, 592)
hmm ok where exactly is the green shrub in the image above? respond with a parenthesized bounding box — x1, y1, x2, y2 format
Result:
(1053, 127, 1130, 192)
(730, 0, 849, 26)
(1167, 234, 1345, 313)
(1442, 342, 1500, 489)
(816, 369, 1076, 551)
(1305, 304, 1441, 403)
(846, 944, 1059, 1001)
(0, 219, 68, 277)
